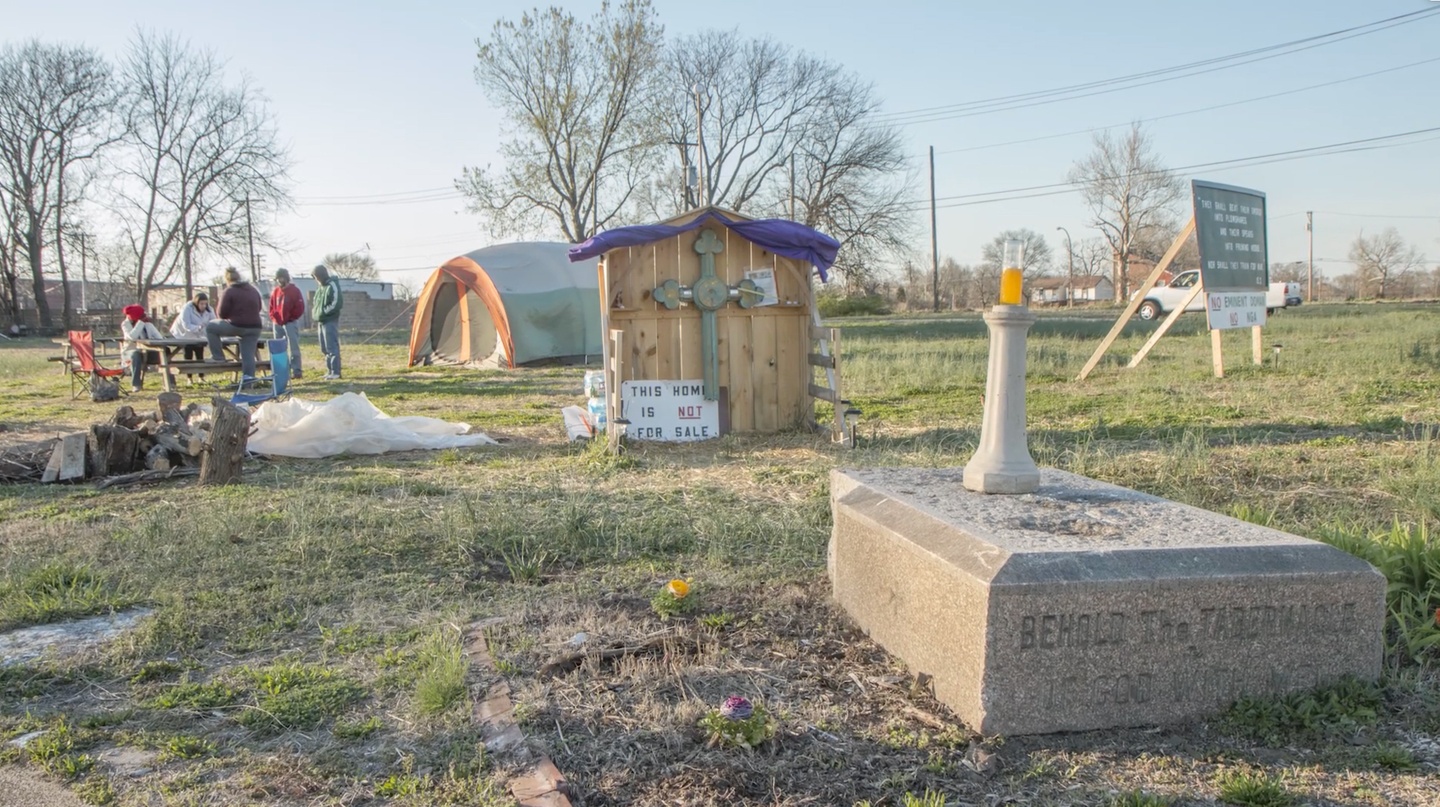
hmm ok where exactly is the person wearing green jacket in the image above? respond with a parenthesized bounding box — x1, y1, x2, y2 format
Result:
(312, 264, 344, 379)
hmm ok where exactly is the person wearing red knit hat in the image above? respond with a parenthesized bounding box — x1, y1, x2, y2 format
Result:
(120, 304, 164, 392)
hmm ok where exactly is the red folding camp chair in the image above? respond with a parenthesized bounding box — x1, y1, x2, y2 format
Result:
(67, 330, 126, 400)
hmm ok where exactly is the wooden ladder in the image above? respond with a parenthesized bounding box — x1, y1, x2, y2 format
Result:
(807, 307, 848, 442)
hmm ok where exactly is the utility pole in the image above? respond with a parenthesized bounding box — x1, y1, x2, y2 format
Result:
(244, 195, 257, 284)
(789, 152, 796, 221)
(1306, 211, 1314, 302)
(929, 145, 939, 312)
(1056, 226, 1074, 308)
(693, 85, 707, 208)
(78, 232, 87, 313)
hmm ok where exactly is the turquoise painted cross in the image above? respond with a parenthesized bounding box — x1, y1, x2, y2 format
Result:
(653, 229, 762, 401)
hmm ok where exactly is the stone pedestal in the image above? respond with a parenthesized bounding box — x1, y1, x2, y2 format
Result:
(828, 467, 1386, 736)
(964, 305, 1039, 494)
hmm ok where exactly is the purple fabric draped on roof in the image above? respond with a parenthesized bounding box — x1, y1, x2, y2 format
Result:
(567, 210, 839, 281)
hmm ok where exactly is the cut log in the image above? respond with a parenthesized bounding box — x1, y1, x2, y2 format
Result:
(144, 443, 172, 471)
(157, 392, 185, 427)
(41, 439, 64, 483)
(87, 424, 144, 477)
(111, 405, 143, 430)
(199, 397, 250, 486)
(186, 434, 204, 457)
(58, 433, 88, 481)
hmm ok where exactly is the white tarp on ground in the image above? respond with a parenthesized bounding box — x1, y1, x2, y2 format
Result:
(247, 392, 498, 458)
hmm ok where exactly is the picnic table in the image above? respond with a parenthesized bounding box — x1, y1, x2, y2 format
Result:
(134, 337, 270, 393)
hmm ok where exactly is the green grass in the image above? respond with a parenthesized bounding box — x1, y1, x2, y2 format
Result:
(236, 662, 365, 732)
(3, 307, 1440, 803)
(1215, 769, 1295, 806)
(1109, 792, 1172, 807)
(414, 630, 469, 716)
(0, 562, 127, 630)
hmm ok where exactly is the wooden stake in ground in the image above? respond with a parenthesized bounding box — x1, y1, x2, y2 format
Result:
(199, 397, 250, 485)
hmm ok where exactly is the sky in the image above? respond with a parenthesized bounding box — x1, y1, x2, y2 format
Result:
(7, 0, 1440, 291)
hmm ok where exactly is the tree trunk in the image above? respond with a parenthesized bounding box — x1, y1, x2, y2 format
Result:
(55, 169, 73, 330)
(25, 213, 52, 329)
(199, 396, 249, 486)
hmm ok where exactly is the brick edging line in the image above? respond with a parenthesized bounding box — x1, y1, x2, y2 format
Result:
(465, 619, 574, 807)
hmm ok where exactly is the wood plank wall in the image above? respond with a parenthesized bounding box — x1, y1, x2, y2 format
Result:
(604, 220, 813, 433)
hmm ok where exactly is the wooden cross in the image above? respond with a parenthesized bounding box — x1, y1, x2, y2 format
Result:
(653, 229, 761, 401)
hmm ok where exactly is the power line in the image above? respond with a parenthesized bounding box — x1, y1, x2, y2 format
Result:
(298, 192, 465, 207)
(936, 55, 1440, 155)
(872, 7, 1439, 127)
(906, 125, 1440, 212)
(295, 186, 455, 202)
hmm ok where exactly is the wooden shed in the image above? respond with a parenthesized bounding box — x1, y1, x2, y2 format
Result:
(568, 207, 842, 439)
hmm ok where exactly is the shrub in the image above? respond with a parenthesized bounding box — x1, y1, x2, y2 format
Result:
(817, 292, 890, 318)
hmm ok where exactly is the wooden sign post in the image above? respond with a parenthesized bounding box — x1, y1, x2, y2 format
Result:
(1079, 180, 1270, 380)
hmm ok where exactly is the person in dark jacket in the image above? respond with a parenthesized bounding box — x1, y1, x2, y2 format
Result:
(205, 266, 264, 379)
(311, 263, 344, 379)
(268, 268, 306, 379)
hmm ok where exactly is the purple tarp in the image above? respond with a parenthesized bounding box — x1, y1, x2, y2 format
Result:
(566, 209, 839, 281)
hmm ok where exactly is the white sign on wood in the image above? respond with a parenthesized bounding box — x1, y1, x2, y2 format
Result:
(1207, 291, 1267, 330)
(620, 380, 721, 442)
(744, 268, 778, 307)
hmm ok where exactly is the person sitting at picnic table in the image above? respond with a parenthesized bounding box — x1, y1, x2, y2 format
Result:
(205, 266, 264, 380)
(120, 304, 164, 393)
(170, 292, 216, 384)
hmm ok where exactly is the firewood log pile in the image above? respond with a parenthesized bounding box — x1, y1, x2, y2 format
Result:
(0, 392, 251, 487)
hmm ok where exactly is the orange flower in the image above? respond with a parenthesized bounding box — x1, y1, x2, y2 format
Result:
(667, 579, 690, 599)
(1434, 607, 1440, 627)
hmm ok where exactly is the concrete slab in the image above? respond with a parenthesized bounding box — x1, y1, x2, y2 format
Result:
(829, 467, 1387, 736)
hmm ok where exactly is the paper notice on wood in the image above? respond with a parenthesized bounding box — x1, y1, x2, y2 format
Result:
(744, 268, 778, 307)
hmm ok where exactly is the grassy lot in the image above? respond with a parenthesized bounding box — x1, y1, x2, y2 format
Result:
(0, 304, 1437, 806)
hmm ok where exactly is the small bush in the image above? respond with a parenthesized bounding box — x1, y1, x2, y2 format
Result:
(817, 292, 891, 318)
(1215, 769, 1295, 807)
(1223, 675, 1382, 745)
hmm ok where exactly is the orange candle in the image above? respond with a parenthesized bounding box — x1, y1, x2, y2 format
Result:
(999, 239, 1024, 305)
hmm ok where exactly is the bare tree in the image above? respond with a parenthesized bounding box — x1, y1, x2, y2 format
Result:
(458, 1, 664, 242)
(0, 41, 116, 328)
(979, 228, 1053, 279)
(322, 251, 378, 281)
(1270, 261, 1306, 283)
(1068, 123, 1184, 300)
(1348, 228, 1425, 299)
(111, 31, 289, 303)
(658, 30, 911, 286)
(1071, 237, 1112, 278)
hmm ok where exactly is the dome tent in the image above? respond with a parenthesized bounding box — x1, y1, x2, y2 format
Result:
(407, 242, 601, 368)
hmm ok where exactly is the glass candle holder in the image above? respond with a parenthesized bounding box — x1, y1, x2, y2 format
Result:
(998, 239, 1024, 305)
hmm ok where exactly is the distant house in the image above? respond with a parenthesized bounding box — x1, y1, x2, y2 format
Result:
(1029, 276, 1115, 305)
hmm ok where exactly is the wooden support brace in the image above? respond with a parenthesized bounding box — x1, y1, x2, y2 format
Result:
(1077, 218, 1196, 380)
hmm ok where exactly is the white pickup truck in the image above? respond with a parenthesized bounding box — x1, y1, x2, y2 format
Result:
(1134, 270, 1303, 321)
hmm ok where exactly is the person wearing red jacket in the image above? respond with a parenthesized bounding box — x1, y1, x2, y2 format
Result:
(269, 267, 306, 378)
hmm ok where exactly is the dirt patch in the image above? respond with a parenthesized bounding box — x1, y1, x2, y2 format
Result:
(0, 766, 88, 807)
(484, 581, 1440, 807)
